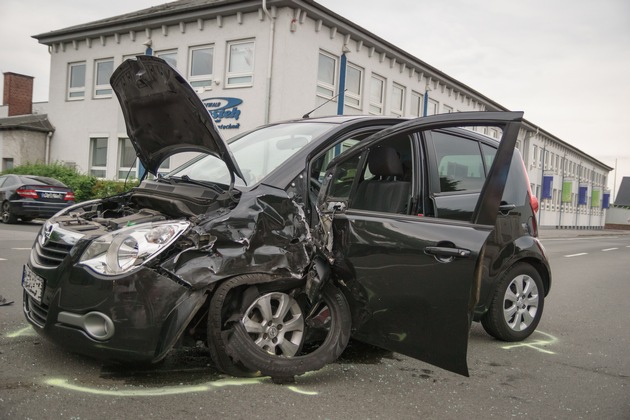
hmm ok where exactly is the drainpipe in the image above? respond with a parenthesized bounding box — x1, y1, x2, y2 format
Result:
(262, 0, 275, 124)
(45, 131, 52, 165)
(337, 48, 349, 115)
(423, 87, 429, 117)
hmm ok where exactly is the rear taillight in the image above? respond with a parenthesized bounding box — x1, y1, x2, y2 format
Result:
(16, 188, 39, 199)
(520, 158, 539, 236)
(64, 192, 75, 201)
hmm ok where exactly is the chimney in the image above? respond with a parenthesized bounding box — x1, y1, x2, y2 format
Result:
(3, 72, 34, 116)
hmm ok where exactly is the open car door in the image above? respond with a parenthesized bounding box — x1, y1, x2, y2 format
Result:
(318, 111, 523, 376)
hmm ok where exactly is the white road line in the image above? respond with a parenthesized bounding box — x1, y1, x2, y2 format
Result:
(565, 253, 588, 258)
(0, 258, 6, 261)
(602, 248, 618, 252)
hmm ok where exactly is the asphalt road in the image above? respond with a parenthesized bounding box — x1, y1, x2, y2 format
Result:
(1, 222, 629, 419)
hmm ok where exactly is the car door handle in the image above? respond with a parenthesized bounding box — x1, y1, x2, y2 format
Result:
(424, 246, 471, 259)
(499, 203, 516, 213)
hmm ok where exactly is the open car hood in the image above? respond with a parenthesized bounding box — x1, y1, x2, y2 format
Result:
(110, 55, 244, 180)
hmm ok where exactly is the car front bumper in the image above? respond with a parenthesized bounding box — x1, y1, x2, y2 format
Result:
(23, 260, 206, 364)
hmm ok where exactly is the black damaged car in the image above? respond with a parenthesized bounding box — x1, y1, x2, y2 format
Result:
(22, 56, 550, 380)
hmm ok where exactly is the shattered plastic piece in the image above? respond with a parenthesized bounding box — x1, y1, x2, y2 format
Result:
(0, 295, 15, 306)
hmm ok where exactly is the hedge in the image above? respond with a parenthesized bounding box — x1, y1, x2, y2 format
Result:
(1, 162, 139, 202)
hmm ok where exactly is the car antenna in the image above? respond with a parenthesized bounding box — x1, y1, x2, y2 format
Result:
(302, 89, 347, 119)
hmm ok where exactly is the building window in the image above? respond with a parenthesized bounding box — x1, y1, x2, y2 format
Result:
(90, 137, 108, 178)
(118, 138, 137, 180)
(94, 59, 114, 98)
(532, 145, 538, 165)
(189, 45, 214, 89)
(2, 158, 14, 171)
(391, 83, 405, 116)
(427, 98, 439, 115)
(368, 74, 385, 115)
(317, 51, 337, 98)
(443, 105, 454, 113)
(156, 50, 178, 68)
(345, 63, 362, 108)
(226, 40, 255, 87)
(410, 91, 423, 117)
(67, 62, 86, 100)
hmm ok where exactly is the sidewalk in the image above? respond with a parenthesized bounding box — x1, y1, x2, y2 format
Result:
(538, 226, 630, 239)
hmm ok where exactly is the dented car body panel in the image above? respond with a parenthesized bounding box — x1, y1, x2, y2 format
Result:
(22, 56, 550, 379)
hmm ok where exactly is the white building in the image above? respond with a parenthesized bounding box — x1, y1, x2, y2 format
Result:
(30, 0, 611, 227)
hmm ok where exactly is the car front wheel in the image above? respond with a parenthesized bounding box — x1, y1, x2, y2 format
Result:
(223, 280, 351, 380)
(481, 263, 544, 342)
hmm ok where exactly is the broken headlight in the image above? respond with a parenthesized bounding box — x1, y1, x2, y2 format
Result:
(79, 221, 190, 275)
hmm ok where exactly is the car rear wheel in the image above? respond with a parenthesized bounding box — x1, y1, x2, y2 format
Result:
(1, 202, 18, 224)
(481, 263, 544, 342)
(212, 275, 351, 380)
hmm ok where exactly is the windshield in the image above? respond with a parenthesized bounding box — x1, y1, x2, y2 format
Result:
(166, 122, 336, 186)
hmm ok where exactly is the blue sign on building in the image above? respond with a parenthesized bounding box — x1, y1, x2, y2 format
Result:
(578, 184, 588, 205)
(542, 174, 554, 200)
(202, 97, 243, 130)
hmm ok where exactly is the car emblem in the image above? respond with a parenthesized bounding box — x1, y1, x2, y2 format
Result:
(40, 222, 55, 246)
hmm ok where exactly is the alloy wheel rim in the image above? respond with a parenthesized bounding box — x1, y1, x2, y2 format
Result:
(503, 274, 539, 331)
(241, 292, 304, 357)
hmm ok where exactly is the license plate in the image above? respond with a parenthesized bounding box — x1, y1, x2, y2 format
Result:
(22, 265, 45, 304)
(41, 192, 63, 199)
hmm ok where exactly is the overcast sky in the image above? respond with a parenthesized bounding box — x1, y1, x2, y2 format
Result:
(1, 0, 629, 195)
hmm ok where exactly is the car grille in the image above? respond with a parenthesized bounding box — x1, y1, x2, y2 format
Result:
(24, 291, 49, 327)
(34, 237, 73, 267)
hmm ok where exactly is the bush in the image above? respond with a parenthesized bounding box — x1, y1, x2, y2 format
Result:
(1, 162, 138, 202)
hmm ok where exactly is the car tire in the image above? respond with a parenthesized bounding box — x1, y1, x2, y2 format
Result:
(1, 201, 18, 224)
(207, 275, 261, 377)
(225, 281, 352, 379)
(481, 262, 544, 342)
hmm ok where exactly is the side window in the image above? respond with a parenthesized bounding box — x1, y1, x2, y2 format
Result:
(480, 143, 497, 173)
(310, 131, 375, 186)
(328, 154, 362, 199)
(432, 131, 485, 193)
(325, 134, 413, 215)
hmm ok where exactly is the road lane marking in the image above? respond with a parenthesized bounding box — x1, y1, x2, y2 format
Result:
(0, 258, 6, 261)
(565, 253, 588, 258)
(602, 248, 618, 251)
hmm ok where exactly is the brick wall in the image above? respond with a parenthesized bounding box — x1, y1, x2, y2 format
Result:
(3, 72, 34, 116)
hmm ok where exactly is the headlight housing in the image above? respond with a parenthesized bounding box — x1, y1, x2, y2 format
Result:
(79, 221, 190, 275)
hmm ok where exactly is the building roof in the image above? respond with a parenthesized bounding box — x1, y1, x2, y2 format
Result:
(0, 114, 55, 133)
(615, 177, 630, 206)
(31, 0, 612, 171)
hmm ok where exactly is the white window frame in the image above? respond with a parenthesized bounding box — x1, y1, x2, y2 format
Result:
(94, 58, 114, 98)
(89, 137, 108, 178)
(317, 51, 337, 99)
(344, 62, 363, 109)
(118, 137, 137, 180)
(427, 98, 439, 116)
(156, 50, 178, 69)
(188, 45, 214, 90)
(67, 62, 86, 101)
(368, 74, 385, 115)
(410, 91, 423, 117)
(443, 105, 454, 113)
(391, 83, 405, 116)
(226, 39, 255, 87)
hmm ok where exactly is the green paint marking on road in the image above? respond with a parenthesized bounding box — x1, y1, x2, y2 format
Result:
(287, 386, 319, 395)
(45, 376, 268, 397)
(501, 330, 558, 354)
(7, 326, 37, 338)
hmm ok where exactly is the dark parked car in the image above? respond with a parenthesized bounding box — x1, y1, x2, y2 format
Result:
(0, 174, 75, 224)
(22, 56, 550, 380)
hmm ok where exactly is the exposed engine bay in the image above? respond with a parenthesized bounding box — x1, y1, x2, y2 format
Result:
(49, 179, 238, 237)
